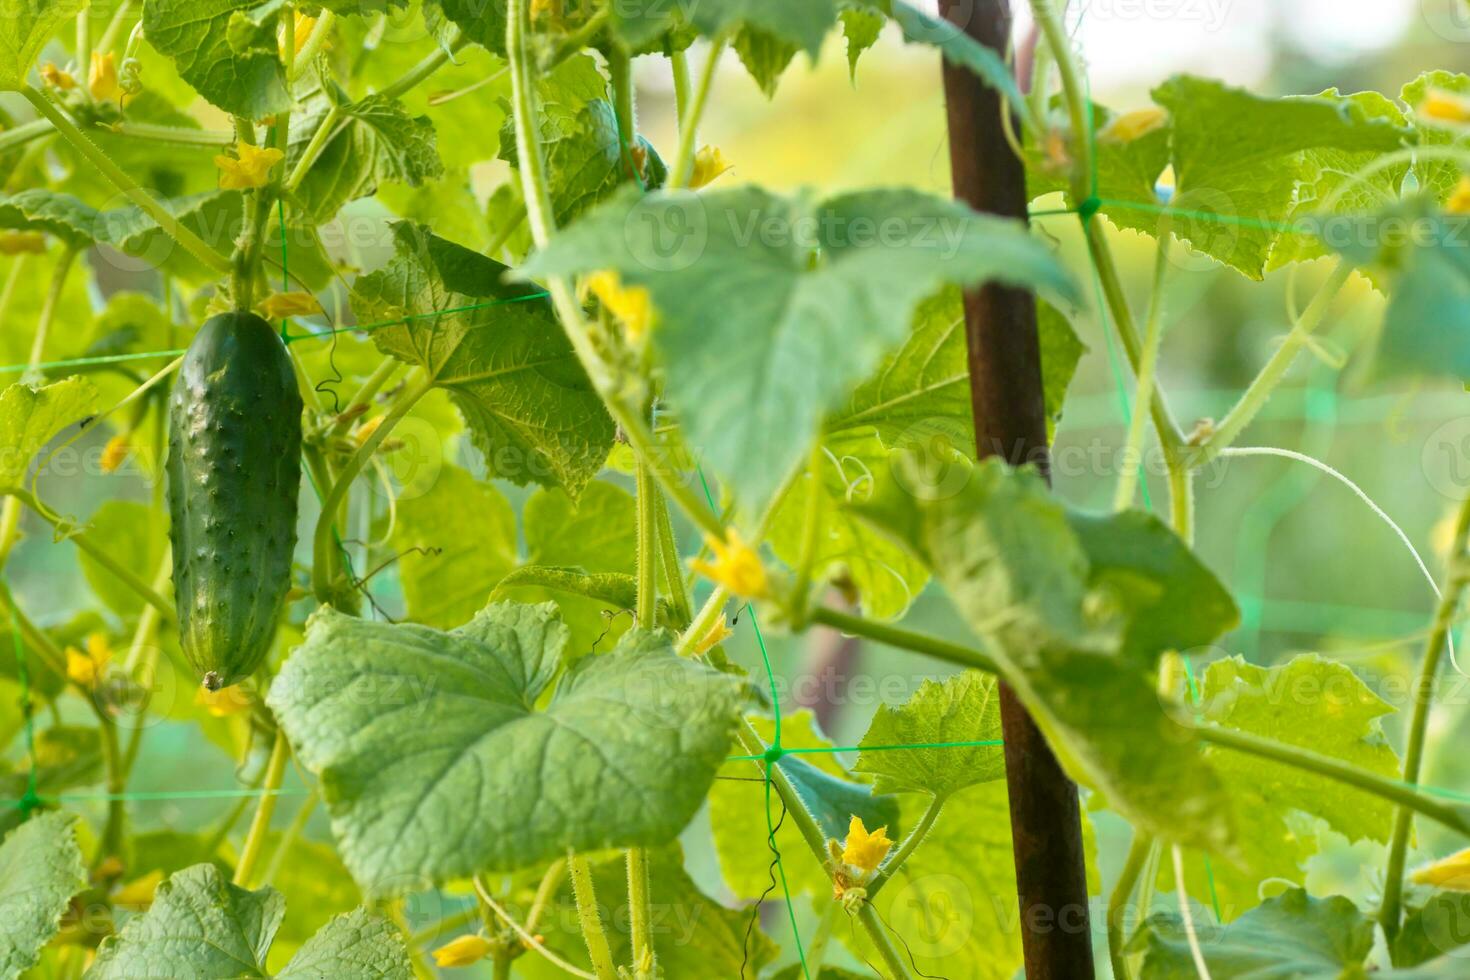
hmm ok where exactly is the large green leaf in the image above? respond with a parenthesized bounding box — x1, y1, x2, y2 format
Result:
(0, 191, 102, 247)
(0, 813, 86, 978)
(611, 0, 837, 60)
(855, 672, 1004, 798)
(77, 501, 168, 622)
(269, 603, 742, 889)
(520, 186, 1076, 507)
(0, 378, 98, 489)
(142, 0, 293, 119)
(855, 456, 1236, 852)
(1172, 655, 1402, 917)
(87, 863, 411, 979)
(0, 0, 85, 90)
(520, 843, 778, 980)
(287, 92, 444, 225)
(352, 222, 613, 495)
(1135, 888, 1372, 979)
(392, 463, 517, 629)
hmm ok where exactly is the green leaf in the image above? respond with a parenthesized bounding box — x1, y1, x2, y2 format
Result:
(434, 0, 509, 55)
(392, 463, 517, 629)
(855, 456, 1236, 853)
(0, 0, 85, 90)
(1393, 892, 1470, 969)
(520, 186, 1075, 507)
(693, 0, 838, 57)
(1325, 196, 1470, 383)
(0, 812, 86, 978)
(733, 27, 799, 98)
(352, 222, 613, 495)
(780, 753, 901, 842)
(0, 191, 102, 247)
(0, 377, 98, 489)
(1135, 888, 1372, 979)
(521, 843, 778, 980)
(1153, 76, 1410, 279)
(525, 481, 635, 572)
(287, 93, 444, 225)
(77, 501, 168, 621)
(880, 1, 1029, 118)
(269, 603, 742, 888)
(87, 863, 411, 979)
(855, 672, 1004, 797)
(839, 5, 885, 79)
(1173, 655, 1402, 916)
(98, 190, 244, 285)
(1401, 71, 1470, 203)
(142, 0, 293, 119)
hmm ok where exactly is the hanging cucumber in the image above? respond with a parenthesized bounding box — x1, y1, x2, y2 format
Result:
(167, 312, 302, 690)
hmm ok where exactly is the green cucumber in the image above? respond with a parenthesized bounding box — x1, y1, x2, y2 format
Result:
(167, 312, 302, 690)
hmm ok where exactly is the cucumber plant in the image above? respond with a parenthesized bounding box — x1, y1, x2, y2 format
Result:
(0, 1, 1467, 978)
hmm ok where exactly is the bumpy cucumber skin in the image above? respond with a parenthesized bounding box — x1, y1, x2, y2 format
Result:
(167, 312, 302, 690)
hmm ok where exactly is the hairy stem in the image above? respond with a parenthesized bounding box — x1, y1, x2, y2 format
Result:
(377, 30, 467, 101)
(233, 729, 290, 888)
(566, 851, 618, 980)
(868, 793, 947, 898)
(1108, 833, 1153, 980)
(856, 902, 917, 980)
(654, 492, 693, 627)
(311, 376, 432, 601)
(291, 10, 336, 78)
(676, 585, 730, 656)
(284, 105, 344, 195)
(607, 47, 639, 181)
(105, 121, 235, 146)
(1380, 488, 1470, 942)
(626, 847, 655, 979)
(669, 40, 726, 189)
(22, 88, 230, 275)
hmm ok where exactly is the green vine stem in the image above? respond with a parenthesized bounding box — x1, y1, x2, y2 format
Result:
(96, 0, 135, 54)
(473, 872, 596, 979)
(311, 374, 432, 601)
(261, 792, 317, 888)
(22, 88, 231, 276)
(284, 106, 345, 194)
(23, 245, 77, 384)
(676, 584, 730, 656)
(1189, 261, 1353, 469)
(1113, 222, 1172, 511)
(291, 10, 336, 78)
(654, 492, 693, 627)
(377, 29, 467, 101)
(105, 121, 235, 147)
(1380, 486, 1470, 941)
(1, 488, 174, 619)
(233, 729, 290, 888)
(0, 118, 51, 156)
(607, 47, 639, 179)
(809, 606, 999, 674)
(625, 846, 655, 979)
(629, 418, 659, 977)
(867, 792, 946, 898)
(788, 448, 825, 627)
(1107, 833, 1153, 980)
(669, 40, 726, 189)
(505, 0, 722, 538)
(671, 49, 692, 125)
(856, 903, 917, 980)
(566, 850, 619, 980)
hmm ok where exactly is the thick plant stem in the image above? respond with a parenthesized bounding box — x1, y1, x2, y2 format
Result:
(291, 10, 336, 78)
(669, 40, 727, 188)
(635, 458, 659, 630)
(654, 493, 692, 627)
(1380, 488, 1470, 942)
(1190, 261, 1353, 469)
(22, 88, 230, 275)
(1113, 224, 1172, 512)
(607, 47, 638, 179)
(377, 31, 466, 101)
(311, 376, 432, 600)
(567, 851, 618, 980)
(233, 730, 289, 888)
(856, 903, 917, 980)
(676, 585, 729, 656)
(810, 606, 998, 674)
(1108, 833, 1153, 980)
(505, 0, 722, 539)
(1195, 723, 1470, 836)
(285, 106, 344, 194)
(868, 793, 947, 898)
(626, 847, 655, 979)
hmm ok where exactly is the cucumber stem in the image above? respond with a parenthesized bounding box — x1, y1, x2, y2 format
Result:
(1107, 833, 1153, 980)
(377, 29, 467, 101)
(668, 40, 726, 189)
(566, 851, 618, 980)
(866, 793, 947, 899)
(233, 729, 290, 888)
(22, 87, 231, 276)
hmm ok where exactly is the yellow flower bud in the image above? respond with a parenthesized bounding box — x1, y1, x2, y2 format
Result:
(258, 291, 323, 320)
(66, 633, 113, 688)
(214, 143, 285, 191)
(41, 63, 76, 91)
(0, 231, 47, 255)
(689, 529, 769, 599)
(586, 271, 653, 343)
(1413, 846, 1470, 890)
(1100, 106, 1168, 144)
(101, 433, 131, 474)
(840, 816, 894, 876)
(1448, 176, 1470, 216)
(1419, 88, 1470, 126)
(689, 146, 733, 189)
(90, 52, 122, 104)
(432, 934, 495, 968)
(354, 415, 385, 447)
(693, 619, 734, 655)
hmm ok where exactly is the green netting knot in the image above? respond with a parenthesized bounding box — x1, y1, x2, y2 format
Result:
(16, 788, 40, 815)
(762, 745, 785, 766)
(1078, 196, 1103, 222)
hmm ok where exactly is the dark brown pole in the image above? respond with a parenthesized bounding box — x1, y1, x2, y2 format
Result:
(938, 1, 1097, 976)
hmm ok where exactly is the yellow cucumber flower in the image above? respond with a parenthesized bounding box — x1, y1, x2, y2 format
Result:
(841, 816, 894, 876)
(690, 146, 733, 189)
(195, 684, 251, 717)
(692, 618, 734, 655)
(1100, 106, 1168, 144)
(90, 52, 122, 104)
(0, 231, 48, 255)
(258, 291, 323, 320)
(1419, 88, 1470, 126)
(1448, 175, 1470, 216)
(1413, 847, 1470, 890)
(41, 63, 76, 91)
(432, 934, 495, 968)
(353, 415, 385, 447)
(689, 529, 768, 599)
(586, 270, 653, 343)
(101, 433, 131, 474)
(214, 143, 284, 191)
(285, 12, 320, 59)
(66, 633, 113, 688)
(112, 870, 164, 907)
